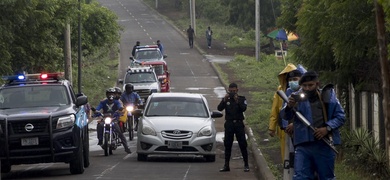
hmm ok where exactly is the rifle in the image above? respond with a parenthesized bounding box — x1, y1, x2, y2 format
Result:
(277, 90, 338, 154)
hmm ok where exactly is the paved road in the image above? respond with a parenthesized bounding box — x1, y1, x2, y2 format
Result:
(1, 0, 261, 179)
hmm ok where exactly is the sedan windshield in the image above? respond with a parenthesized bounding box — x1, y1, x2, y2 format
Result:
(145, 97, 209, 117)
(0, 85, 69, 109)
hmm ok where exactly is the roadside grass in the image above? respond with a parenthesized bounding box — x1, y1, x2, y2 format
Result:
(214, 54, 371, 180)
(71, 49, 119, 106)
(143, 0, 260, 48)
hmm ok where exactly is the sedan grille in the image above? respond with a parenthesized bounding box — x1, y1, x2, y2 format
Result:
(161, 130, 192, 140)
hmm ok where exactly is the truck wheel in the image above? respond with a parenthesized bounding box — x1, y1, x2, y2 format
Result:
(104, 133, 109, 156)
(70, 140, 85, 174)
(83, 127, 90, 168)
(1, 162, 11, 173)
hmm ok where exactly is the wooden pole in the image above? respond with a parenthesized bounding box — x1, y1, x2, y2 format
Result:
(374, 0, 390, 164)
(64, 23, 72, 84)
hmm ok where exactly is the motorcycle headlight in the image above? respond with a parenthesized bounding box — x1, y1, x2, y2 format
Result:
(142, 125, 156, 136)
(126, 106, 134, 112)
(104, 117, 112, 124)
(56, 115, 75, 129)
(198, 126, 213, 137)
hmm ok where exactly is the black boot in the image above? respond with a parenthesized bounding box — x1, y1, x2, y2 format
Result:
(244, 165, 250, 172)
(244, 160, 250, 172)
(219, 163, 230, 172)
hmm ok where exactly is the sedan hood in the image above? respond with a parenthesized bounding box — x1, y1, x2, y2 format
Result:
(144, 116, 213, 132)
(134, 83, 158, 89)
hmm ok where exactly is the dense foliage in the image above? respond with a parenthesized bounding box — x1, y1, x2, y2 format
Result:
(0, 0, 121, 74)
(278, 0, 390, 91)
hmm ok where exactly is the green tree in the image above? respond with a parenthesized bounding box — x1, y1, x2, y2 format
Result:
(279, 0, 384, 91)
(71, 1, 121, 57)
(0, 0, 121, 74)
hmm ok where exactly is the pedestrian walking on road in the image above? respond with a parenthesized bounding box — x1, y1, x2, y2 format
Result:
(217, 83, 250, 172)
(157, 40, 164, 55)
(281, 71, 345, 179)
(132, 41, 140, 57)
(187, 25, 195, 48)
(206, 26, 213, 48)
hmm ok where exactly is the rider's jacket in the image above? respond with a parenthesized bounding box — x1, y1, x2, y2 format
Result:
(120, 92, 143, 106)
(95, 98, 123, 114)
(280, 87, 345, 146)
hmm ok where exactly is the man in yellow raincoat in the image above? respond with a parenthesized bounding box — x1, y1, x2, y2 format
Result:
(268, 63, 297, 160)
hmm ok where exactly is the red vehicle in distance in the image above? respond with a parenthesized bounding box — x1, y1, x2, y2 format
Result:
(140, 61, 170, 92)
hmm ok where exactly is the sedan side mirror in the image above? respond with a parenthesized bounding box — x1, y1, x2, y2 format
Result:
(211, 111, 223, 118)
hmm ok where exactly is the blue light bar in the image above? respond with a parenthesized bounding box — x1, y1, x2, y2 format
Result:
(18, 75, 25, 80)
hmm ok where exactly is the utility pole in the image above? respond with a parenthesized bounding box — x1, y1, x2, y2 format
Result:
(374, 0, 390, 165)
(189, 0, 196, 35)
(64, 23, 72, 84)
(155, 0, 158, 9)
(78, 0, 82, 94)
(255, 0, 260, 61)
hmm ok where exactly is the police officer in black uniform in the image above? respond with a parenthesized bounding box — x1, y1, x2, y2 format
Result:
(217, 83, 250, 172)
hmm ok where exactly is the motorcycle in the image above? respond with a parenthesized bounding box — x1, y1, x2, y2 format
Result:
(93, 111, 122, 156)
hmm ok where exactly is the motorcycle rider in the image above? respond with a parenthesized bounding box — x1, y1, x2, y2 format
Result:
(120, 83, 143, 130)
(93, 88, 131, 154)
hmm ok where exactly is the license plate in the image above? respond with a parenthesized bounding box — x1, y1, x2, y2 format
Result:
(167, 141, 182, 149)
(21, 137, 39, 146)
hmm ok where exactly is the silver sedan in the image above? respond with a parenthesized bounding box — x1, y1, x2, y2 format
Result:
(135, 93, 223, 162)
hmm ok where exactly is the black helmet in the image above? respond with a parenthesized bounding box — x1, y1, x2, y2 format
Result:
(113, 87, 122, 100)
(106, 88, 116, 100)
(114, 87, 122, 94)
(125, 83, 134, 93)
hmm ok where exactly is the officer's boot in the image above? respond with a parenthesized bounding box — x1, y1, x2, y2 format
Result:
(219, 161, 230, 172)
(244, 161, 250, 172)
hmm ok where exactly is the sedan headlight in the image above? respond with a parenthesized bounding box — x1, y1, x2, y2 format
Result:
(142, 125, 157, 136)
(198, 126, 213, 137)
(56, 115, 75, 129)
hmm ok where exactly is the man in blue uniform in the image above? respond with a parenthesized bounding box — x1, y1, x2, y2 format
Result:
(281, 71, 345, 179)
(218, 83, 249, 172)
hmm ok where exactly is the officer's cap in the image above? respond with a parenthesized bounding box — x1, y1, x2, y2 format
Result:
(299, 71, 318, 85)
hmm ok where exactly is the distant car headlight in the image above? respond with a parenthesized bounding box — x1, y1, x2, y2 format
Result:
(56, 115, 75, 129)
(198, 126, 213, 137)
(104, 117, 112, 124)
(151, 89, 158, 93)
(142, 125, 156, 136)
